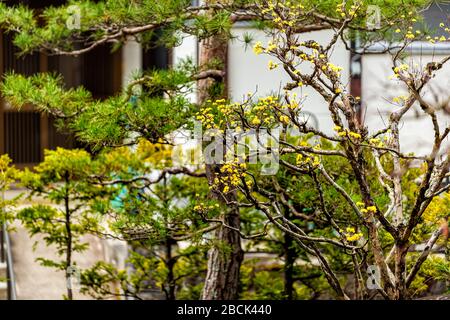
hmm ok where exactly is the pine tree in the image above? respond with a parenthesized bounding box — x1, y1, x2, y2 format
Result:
(2, 0, 448, 300)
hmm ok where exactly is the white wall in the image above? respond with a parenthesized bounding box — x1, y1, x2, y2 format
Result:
(122, 40, 142, 87)
(171, 26, 450, 156)
(173, 34, 198, 103)
(362, 53, 450, 156)
(172, 26, 351, 134)
(228, 26, 350, 134)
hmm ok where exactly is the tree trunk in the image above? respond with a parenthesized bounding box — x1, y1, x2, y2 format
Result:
(161, 177, 177, 300)
(283, 207, 295, 300)
(198, 13, 243, 300)
(284, 230, 295, 300)
(393, 241, 408, 299)
(165, 239, 176, 300)
(202, 205, 243, 299)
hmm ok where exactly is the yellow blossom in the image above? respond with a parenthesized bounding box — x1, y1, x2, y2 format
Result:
(268, 60, 278, 70)
(348, 131, 361, 139)
(279, 115, 290, 124)
(346, 233, 363, 242)
(266, 41, 277, 52)
(312, 156, 320, 167)
(251, 117, 261, 126)
(253, 41, 264, 55)
(299, 141, 308, 147)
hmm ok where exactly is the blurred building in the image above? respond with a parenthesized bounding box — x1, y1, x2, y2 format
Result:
(173, 1, 450, 156)
(1, 1, 450, 166)
(0, 0, 169, 167)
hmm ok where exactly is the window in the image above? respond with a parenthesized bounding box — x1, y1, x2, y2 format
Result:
(142, 28, 170, 72)
(3, 112, 41, 165)
(81, 45, 122, 99)
(142, 30, 170, 97)
(422, 1, 450, 37)
(143, 45, 170, 71)
(1, 32, 42, 165)
(1, 1, 123, 165)
(1, 2, 123, 165)
(2, 33, 40, 76)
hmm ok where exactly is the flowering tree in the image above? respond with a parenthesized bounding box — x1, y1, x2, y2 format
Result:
(17, 148, 103, 300)
(1, 0, 449, 300)
(15, 144, 216, 300)
(79, 144, 216, 300)
(193, 1, 450, 299)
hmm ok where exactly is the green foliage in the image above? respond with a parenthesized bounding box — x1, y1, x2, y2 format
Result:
(18, 204, 91, 258)
(408, 256, 450, 296)
(81, 247, 207, 300)
(0, 0, 235, 54)
(80, 252, 158, 300)
(11, 142, 215, 300)
(240, 259, 330, 300)
(17, 148, 104, 299)
(0, 0, 447, 301)
(0, 154, 19, 224)
(0, 0, 429, 56)
(1, 65, 196, 148)
(67, 142, 213, 299)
